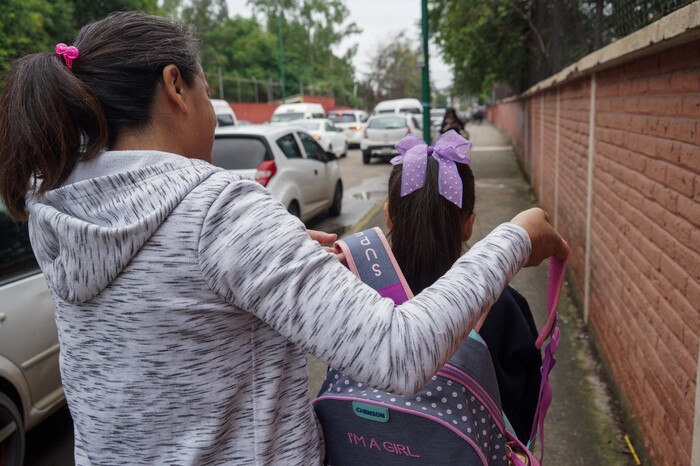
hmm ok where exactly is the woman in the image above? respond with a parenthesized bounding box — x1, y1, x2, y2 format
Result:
(0, 11, 566, 465)
(439, 107, 465, 134)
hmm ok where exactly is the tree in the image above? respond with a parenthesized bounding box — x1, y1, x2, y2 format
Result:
(361, 31, 422, 109)
(247, 0, 361, 104)
(429, 0, 531, 96)
(0, 0, 74, 72)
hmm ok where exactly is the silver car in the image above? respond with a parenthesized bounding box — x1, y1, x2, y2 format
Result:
(360, 113, 423, 164)
(0, 203, 64, 465)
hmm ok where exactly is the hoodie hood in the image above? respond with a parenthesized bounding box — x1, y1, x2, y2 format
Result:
(27, 151, 220, 303)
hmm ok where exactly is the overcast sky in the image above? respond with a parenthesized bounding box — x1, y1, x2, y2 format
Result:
(225, 0, 453, 89)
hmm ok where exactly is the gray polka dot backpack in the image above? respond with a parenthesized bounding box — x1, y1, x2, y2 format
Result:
(313, 228, 567, 466)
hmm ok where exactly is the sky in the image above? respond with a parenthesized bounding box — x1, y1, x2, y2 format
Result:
(224, 0, 453, 89)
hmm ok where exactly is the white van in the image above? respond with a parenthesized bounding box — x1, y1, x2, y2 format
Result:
(373, 98, 423, 115)
(270, 103, 325, 124)
(210, 99, 238, 127)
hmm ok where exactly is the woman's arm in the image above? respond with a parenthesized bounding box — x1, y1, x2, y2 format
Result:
(198, 177, 531, 396)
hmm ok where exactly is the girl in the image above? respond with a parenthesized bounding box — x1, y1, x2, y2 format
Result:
(0, 11, 565, 465)
(385, 130, 542, 441)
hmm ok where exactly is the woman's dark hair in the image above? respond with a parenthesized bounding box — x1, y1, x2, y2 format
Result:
(388, 157, 475, 294)
(0, 11, 201, 220)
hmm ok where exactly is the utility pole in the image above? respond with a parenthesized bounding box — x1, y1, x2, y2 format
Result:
(277, 11, 287, 103)
(421, 0, 431, 142)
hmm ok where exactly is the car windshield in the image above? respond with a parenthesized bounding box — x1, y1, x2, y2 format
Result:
(271, 112, 304, 122)
(211, 136, 268, 170)
(217, 114, 235, 127)
(328, 114, 356, 123)
(368, 117, 407, 130)
(399, 107, 421, 114)
(430, 110, 444, 117)
(295, 121, 322, 130)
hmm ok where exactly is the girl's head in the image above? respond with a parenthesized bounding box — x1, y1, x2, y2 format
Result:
(0, 11, 213, 220)
(444, 108, 458, 120)
(386, 153, 476, 294)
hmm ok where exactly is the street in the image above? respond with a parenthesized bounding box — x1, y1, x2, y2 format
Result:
(23, 148, 394, 466)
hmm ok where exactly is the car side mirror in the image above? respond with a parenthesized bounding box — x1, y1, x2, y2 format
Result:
(325, 151, 337, 162)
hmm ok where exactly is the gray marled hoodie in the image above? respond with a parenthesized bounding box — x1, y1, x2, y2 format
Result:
(26, 150, 530, 465)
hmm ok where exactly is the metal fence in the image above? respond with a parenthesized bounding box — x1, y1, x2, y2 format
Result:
(204, 72, 333, 103)
(527, 0, 694, 87)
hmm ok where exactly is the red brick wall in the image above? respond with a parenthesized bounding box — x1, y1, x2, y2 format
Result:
(490, 38, 700, 466)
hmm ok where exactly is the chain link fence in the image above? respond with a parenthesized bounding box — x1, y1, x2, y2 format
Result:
(528, 0, 694, 87)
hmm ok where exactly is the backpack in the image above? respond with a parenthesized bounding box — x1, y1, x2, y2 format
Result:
(313, 227, 567, 466)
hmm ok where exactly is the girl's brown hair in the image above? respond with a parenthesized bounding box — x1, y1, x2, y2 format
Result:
(388, 157, 476, 294)
(0, 11, 201, 221)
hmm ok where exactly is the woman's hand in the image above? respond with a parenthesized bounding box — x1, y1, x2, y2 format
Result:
(510, 208, 568, 266)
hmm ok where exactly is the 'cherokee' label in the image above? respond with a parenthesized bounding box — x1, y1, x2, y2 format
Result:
(352, 402, 389, 423)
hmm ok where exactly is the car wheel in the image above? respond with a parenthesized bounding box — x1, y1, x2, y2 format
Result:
(287, 201, 300, 219)
(0, 392, 25, 466)
(329, 182, 342, 217)
(362, 150, 371, 165)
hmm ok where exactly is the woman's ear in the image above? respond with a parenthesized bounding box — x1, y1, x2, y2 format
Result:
(461, 212, 476, 242)
(384, 202, 393, 230)
(161, 64, 188, 114)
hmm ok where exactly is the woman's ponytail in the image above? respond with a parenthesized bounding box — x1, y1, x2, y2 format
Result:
(0, 52, 107, 221)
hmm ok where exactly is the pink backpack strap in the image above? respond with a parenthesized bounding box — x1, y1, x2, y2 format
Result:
(334, 227, 413, 305)
(529, 242, 569, 464)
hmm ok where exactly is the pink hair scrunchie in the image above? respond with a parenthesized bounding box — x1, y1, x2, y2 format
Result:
(55, 43, 79, 69)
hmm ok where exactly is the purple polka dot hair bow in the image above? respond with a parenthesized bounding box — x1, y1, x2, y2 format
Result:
(390, 129, 472, 208)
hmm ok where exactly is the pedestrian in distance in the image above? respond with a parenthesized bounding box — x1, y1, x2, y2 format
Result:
(440, 107, 465, 134)
(0, 11, 567, 466)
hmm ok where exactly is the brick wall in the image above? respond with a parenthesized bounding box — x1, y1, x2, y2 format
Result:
(489, 36, 700, 466)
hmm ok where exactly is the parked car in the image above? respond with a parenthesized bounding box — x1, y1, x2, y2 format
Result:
(210, 98, 238, 127)
(270, 103, 325, 124)
(327, 109, 368, 147)
(0, 203, 64, 466)
(291, 119, 348, 158)
(360, 113, 423, 164)
(373, 98, 423, 115)
(212, 125, 343, 221)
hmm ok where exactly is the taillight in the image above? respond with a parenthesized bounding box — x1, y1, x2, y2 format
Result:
(354, 125, 362, 131)
(255, 160, 277, 187)
(313, 134, 322, 140)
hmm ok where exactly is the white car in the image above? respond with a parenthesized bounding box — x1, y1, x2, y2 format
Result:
(212, 125, 343, 221)
(0, 203, 64, 465)
(360, 113, 423, 164)
(210, 98, 238, 127)
(327, 110, 368, 147)
(291, 119, 348, 158)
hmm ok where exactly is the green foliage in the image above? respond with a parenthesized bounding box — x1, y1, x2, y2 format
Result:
(429, 0, 530, 96)
(0, 0, 160, 73)
(0, 0, 73, 71)
(247, 0, 361, 105)
(70, 0, 160, 29)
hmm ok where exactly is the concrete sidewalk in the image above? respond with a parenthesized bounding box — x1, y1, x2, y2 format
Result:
(309, 123, 638, 465)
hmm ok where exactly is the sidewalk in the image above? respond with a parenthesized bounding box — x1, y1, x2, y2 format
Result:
(309, 123, 637, 466)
